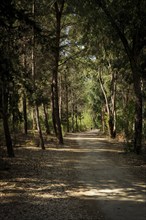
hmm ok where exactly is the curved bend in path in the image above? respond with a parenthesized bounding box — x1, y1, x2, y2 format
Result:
(64, 130, 146, 220)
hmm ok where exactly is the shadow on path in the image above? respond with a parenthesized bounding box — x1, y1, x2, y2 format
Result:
(0, 130, 146, 220)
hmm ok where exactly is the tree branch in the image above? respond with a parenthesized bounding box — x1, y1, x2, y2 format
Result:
(97, 0, 132, 60)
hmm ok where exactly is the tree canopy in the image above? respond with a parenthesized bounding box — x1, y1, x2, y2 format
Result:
(0, 0, 146, 157)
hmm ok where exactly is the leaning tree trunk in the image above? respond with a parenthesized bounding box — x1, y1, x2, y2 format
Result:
(2, 83, 14, 157)
(99, 70, 116, 138)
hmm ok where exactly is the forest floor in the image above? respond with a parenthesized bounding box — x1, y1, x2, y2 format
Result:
(0, 130, 146, 220)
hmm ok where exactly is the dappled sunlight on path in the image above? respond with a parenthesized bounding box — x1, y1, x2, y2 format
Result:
(0, 130, 146, 220)
(64, 130, 146, 220)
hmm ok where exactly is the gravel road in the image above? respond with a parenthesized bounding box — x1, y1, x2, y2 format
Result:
(0, 130, 146, 220)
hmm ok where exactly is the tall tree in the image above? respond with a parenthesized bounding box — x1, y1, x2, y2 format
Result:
(97, 0, 146, 153)
(31, 0, 45, 149)
(51, 0, 65, 144)
(0, 0, 17, 157)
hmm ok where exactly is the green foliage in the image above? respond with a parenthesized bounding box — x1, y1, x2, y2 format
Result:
(82, 110, 94, 129)
(0, 0, 145, 154)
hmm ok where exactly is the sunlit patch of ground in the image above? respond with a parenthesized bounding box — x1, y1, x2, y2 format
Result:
(66, 185, 146, 202)
(0, 130, 146, 220)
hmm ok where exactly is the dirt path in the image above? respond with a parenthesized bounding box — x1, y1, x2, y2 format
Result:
(0, 130, 146, 220)
(66, 130, 146, 220)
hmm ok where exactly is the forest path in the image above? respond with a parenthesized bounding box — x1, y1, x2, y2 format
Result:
(65, 130, 146, 220)
(0, 130, 146, 220)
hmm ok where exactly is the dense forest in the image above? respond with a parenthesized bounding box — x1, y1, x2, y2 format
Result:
(0, 0, 146, 157)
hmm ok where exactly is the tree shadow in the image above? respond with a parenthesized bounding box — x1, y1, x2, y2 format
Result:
(0, 130, 146, 220)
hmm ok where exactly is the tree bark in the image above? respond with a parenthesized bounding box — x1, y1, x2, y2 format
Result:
(22, 37, 28, 135)
(101, 105, 105, 133)
(110, 71, 117, 138)
(51, 1, 65, 144)
(31, 0, 45, 149)
(99, 71, 116, 138)
(3, 114, 14, 157)
(43, 103, 51, 135)
(75, 105, 79, 131)
(71, 93, 75, 132)
(35, 105, 45, 150)
(51, 83, 58, 136)
(99, 70, 115, 137)
(65, 84, 69, 132)
(23, 94, 28, 135)
(2, 83, 14, 157)
(131, 64, 142, 154)
(51, 76, 63, 144)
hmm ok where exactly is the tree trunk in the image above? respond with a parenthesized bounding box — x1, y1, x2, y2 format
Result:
(66, 87, 69, 132)
(35, 105, 45, 150)
(59, 73, 62, 121)
(132, 66, 142, 154)
(23, 94, 28, 135)
(2, 83, 14, 157)
(108, 115, 116, 138)
(31, 0, 45, 149)
(22, 37, 28, 135)
(75, 105, 78, 131)
(3, 114, 14, 157)
(110, 71, 117, 138)
(71, 99, 75, 132)
(51, 77, 63, 144)
(32, 108, 37, 130)
(51, 84, 58, 136)
(43, 103, 50, 135)
(51, 1, 65, 144)
(64, 70, 69, 132)
(99, 2, 143, 151)
(101, 105, 105, 133)
(99, 71, 110, 136)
